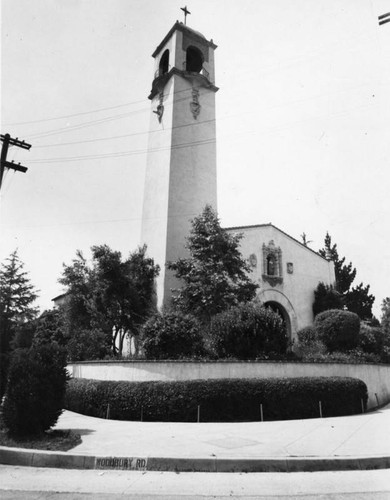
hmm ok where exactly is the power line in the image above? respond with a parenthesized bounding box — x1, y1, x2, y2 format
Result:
(28, 137, 216, 164)
(25, 91, 198, 140)
(5, 83, 210, 133)
(34, 116, 217, 148)
(2, 100, 147, 127)
(32, 80, 374, 149)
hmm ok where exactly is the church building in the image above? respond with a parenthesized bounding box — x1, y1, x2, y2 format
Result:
(140, 20, 335, 344)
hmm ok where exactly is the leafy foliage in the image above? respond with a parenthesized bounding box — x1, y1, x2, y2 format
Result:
(381, 297, 390, 334)
(32, 309, 67, 348)
(345, 283, 375, 320)
(66, 328, 111, 361)
(357, 323, 386, 356)
(318, 233, 374, 319)
(65, 376, 367, 422)
(59, 244, 159, 356)
(141, 310, 204, 359)
(314, 309, 360, 352)
(312, 282, 343, 316)
(168, 205, 258, 323)
(2, 345, 69, 436)
(208, 302, 287, 359)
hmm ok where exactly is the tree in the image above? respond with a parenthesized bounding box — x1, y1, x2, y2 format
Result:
(59, 244, 159, 356)
(0, 250, 38, 397)
(319, 233, 374, 320)
(319, 233, 356, 294)
(312, 282, 343, 316)
(381, 297, 390, 333)
(32, 308, 67, 348)
(344, 283, 375, 320)
(168, 205, 258, 323)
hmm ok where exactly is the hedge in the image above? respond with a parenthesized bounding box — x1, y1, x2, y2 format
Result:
(65, 376, 367, 422)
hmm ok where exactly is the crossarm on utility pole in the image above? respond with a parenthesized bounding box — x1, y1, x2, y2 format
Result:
(0, 133, 32, 190)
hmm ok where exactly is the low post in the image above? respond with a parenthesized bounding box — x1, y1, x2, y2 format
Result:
(319, 401, 323, 418)
(361, 398, 365, 414)
(260, 403, 264, 422)
(197, 405, 200, 423)
(141, 406, 143, 422)
(106, 403, 110, 420)
(375, 393, 380, 407)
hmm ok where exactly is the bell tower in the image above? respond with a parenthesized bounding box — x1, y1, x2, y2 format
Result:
(141, 21, 218, 308)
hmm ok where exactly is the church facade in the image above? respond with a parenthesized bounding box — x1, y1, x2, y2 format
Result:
(225, 224, 335, 343)
(141, 21, 335, 343)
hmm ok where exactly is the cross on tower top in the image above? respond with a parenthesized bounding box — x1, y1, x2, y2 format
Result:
(180, 6, 191, 25)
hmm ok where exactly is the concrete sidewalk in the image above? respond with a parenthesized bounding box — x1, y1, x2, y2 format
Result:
(1, 405, 390, 472)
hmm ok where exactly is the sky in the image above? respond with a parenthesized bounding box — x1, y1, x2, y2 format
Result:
(1, 0, 390, 318)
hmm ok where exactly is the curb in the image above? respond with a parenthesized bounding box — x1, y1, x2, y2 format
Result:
(1, 446, 390, 473)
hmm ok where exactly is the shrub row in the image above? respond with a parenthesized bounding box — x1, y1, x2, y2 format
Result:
(65, 376, 367, 422)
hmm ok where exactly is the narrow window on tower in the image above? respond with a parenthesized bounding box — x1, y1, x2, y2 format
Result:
(159, 50, 169, 76)
(186, 46, 203, 73)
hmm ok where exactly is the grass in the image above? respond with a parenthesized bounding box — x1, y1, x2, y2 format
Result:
(0, 414, 81, 451)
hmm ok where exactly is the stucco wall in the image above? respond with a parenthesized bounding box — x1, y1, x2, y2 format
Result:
(225, 225, 335, 339)
(68, 361, 390, 410)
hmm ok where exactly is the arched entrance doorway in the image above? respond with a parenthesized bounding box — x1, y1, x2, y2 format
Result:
(264, 300, 291, 342)
(258, 289, 297, 347)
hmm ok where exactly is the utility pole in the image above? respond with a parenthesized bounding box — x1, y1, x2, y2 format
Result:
(0, 133, 31, 191)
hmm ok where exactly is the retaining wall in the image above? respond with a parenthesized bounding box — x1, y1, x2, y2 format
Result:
(68, 360, 390, 410)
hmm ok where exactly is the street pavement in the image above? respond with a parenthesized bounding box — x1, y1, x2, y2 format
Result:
(1, 404, 390, 472)
(1, 466, 390, 499)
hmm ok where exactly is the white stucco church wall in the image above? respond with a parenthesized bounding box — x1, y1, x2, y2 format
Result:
(225, 224, 335, 343)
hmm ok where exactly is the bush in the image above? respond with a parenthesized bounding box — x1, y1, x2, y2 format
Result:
(141, 310, 204, 359)
(296, 326, 326, 359)
(315, 309, 360, 352)
(358, 323, 385, 356)
(208, 302, 287, 359)
(65, 376, 367, 422)
(2, 345, 69, 436)
(67, 328, 110, 361)
(313, 282, 343, 317)
(297, 326, 317, 346)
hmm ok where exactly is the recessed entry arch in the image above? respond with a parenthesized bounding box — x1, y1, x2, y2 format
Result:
(258, 289, 298, 344)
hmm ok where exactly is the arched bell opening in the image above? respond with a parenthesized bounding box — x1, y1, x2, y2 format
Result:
(159, 49, 170, 76)
(185, 46, 203, 73)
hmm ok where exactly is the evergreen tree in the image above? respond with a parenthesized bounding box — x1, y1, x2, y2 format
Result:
(168, 205, 258, 323)
(319, 233, 356, 294)
(319, 233, 374, 319)
(312, 282, 343, 316)
(0, 250, 38, 396)
(0, 250, 39, 353)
